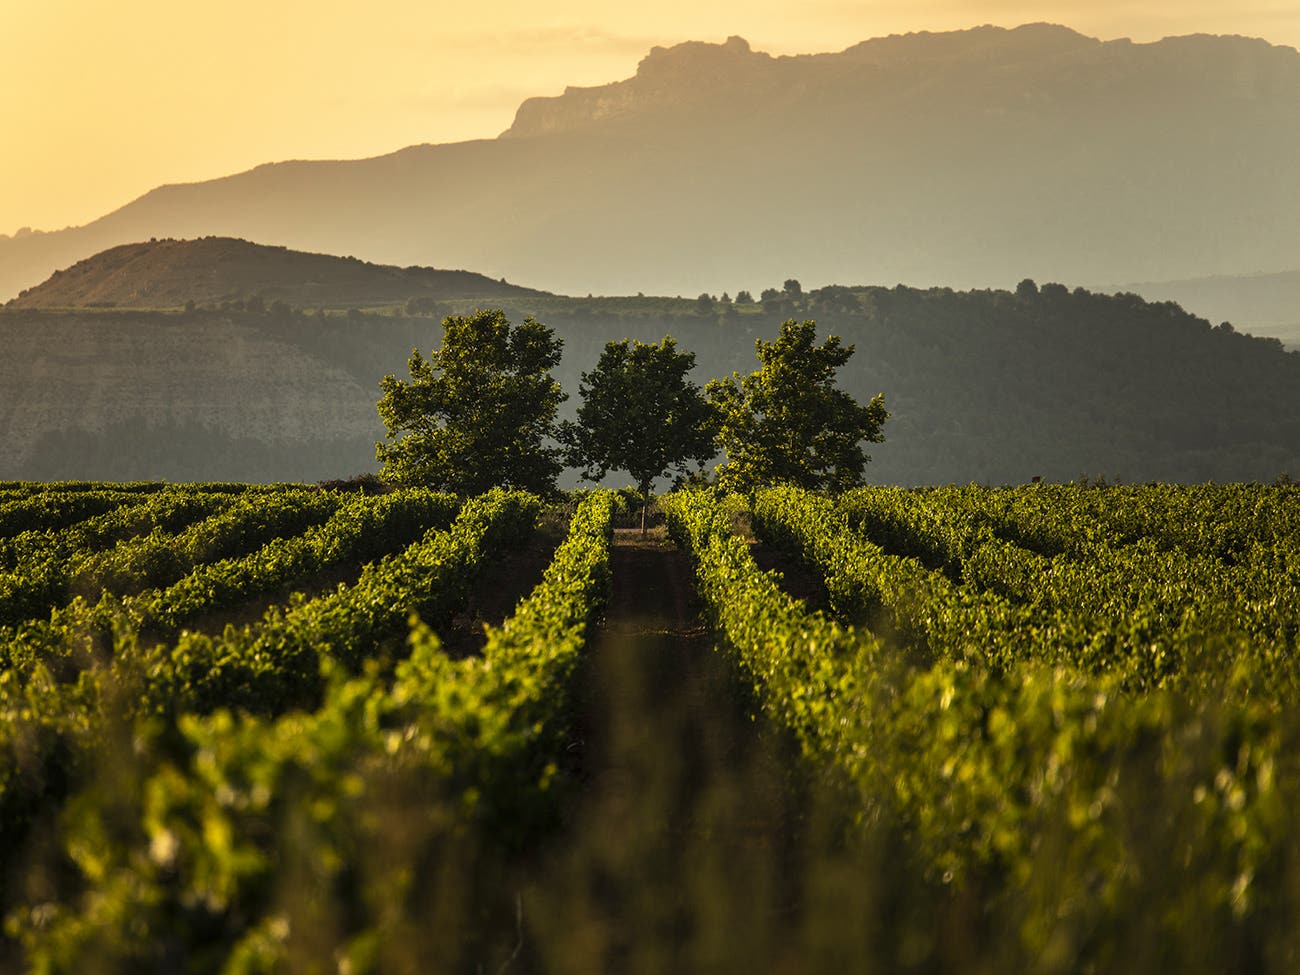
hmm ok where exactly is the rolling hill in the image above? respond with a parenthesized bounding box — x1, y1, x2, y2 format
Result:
(6, 236, 545, 310)
(1117, 269, 1300, 350)
(2, 24, 1300, 322)
(1, 241, 1296, 484)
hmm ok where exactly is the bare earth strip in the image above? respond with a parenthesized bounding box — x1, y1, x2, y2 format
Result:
(524, 527, 827, 970)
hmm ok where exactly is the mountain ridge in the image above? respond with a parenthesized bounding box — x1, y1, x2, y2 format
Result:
(3, 24, 1300, 313)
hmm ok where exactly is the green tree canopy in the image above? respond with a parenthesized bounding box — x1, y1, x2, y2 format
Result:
(561, 336, 715, 529)
(706, 319, 888, 493)
(376, 309, 566, 494)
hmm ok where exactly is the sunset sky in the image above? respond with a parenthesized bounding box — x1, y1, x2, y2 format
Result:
(4, 1, 1299, 236)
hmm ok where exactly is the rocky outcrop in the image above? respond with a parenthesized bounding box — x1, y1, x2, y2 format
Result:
(504, 36, 771, 138)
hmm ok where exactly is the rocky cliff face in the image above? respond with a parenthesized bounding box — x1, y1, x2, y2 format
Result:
(0, 312, 386, 480)
(502, 24, 1300, 140)
(504, 36, 771, 138)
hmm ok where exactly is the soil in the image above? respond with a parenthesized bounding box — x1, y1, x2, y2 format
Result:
(749, 541, 830, 613)
(567, 526, 823, 799)
(519, 527, 817, 969)
(437, 524, 566, 659)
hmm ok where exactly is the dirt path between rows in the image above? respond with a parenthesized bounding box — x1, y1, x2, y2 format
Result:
(572, 528, 733, 780)
(524, 528, 814, 969)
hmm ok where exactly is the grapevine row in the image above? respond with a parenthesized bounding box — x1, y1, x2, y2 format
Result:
(122, 488, 541, 716)
(0, 489, 344, 673)
(842, 482, 1300, 566)
(664, 488, 1300, 960)
(0, 487, 231, 571)
(759, 486, 1300, 697)
(0, 489, 534, 872)
(752, 485, 1030, 672)
(0, 490, 243, 629)
(9, 490, 615, 969)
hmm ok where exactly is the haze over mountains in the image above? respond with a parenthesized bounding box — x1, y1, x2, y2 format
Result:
(3, 22, 1299, 486)
(3, 23, 1300, 337)
(1113, 269, 1300, 349)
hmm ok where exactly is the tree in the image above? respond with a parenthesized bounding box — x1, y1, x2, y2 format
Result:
(760, 287, 790, 315)
(376, 309, 566, 494)
(561, 336, 715, 531)
(405, 295, 452, 318)
(706, 319, 888, 493)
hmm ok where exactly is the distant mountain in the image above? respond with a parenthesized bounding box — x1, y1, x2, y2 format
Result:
(1117, 269, 1300, 349)
(7, 236, 545, 310)
(2, 282, 1296, 484)
(2, 24, 1299, 305)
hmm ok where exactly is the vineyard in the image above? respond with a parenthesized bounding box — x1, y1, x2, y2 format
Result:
(1, 480, 1299, 971)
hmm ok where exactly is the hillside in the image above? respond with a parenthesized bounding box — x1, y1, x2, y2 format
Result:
(1119, 269, 1300, 349)
(6, 236, 545, 310)
(2, 24, 1300, 320)
(2, 282, 1296, 484)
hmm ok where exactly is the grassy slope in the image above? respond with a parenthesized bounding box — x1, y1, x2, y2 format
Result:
(7, 236, 547, 311)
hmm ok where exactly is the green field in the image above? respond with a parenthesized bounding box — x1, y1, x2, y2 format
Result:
(1, 480, 1298, 972)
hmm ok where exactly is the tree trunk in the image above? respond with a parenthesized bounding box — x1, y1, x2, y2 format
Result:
(641, 481, 651, 534)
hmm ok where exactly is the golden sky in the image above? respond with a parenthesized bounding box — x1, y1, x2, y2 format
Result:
(4, 0, 1298, 235)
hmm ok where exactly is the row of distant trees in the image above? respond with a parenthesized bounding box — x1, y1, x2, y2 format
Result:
(375, 310, 889, 527)
(176, 280, 866, 322)
(182, 298, 434, 319)
(693, 280, 869, 319)
(176, 279, 1122, 323)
